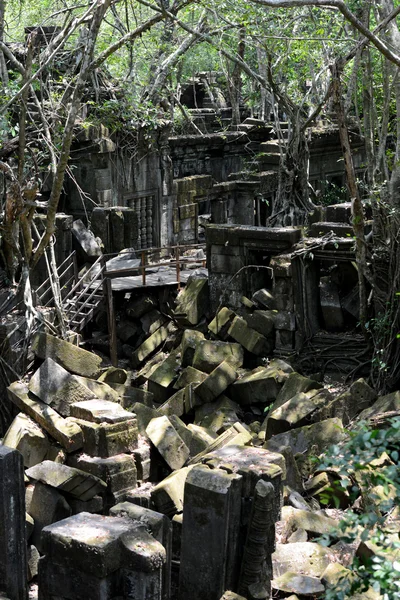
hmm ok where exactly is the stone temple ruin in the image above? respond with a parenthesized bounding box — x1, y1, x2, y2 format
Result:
(0, 73, 390, 600)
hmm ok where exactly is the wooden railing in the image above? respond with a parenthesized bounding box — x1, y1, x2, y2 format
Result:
(104, 243, 206, 290)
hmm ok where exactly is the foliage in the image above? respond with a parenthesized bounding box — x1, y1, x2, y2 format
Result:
(318, 418, 400, 599)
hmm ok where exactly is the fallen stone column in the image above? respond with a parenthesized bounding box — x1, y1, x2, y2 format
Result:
(0, 446, 28, 600)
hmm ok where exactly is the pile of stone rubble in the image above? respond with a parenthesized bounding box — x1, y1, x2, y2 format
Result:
(1, 277, 399, 600)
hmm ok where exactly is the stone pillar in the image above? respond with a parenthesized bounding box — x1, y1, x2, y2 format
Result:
(0, 446, 28, 600)
(238, 480, 276, 599)
(38, 512, 166, 600)
(178, 465, 243, 600)
(110, 501, 172, 600)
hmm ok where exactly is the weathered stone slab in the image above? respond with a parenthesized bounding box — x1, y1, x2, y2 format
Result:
(230, 360, 293, 405)
(147, 352, 180, 402)
(266, 418, 346, 456)
(40, 512, 165, 581)
(110, 502, 172, 600)
(195, 360, 237, 404)
(29, 358, 98, 416)
(72, 219, 102, 263)
(72, 416, 138, 458)
(2, 412, 50, 468)
(0, 446, 28, 600)
(68, 453, 137, 507)
(70, 399, 136, 424)
(114, 384, 154, 410)
(271, 372, 323, 412)
(38, 556, 120, 600)
(266, 389, 329, 438)
(245, 309, 275, 338)
(98, 366, 129, 385)
(208, 307, 236, 339)
(7, 381, 83, 452)
(29, 481, 72, 551)
(201, 444, 284, 511)
(131, 324, 174, 368)
(174, 278, 209, 325)
(179, 465, 243, 600)
(29, 357, 71, 404)
(228, 315, 270, 355)
(151, 466, 194, 516)
(252, 288, 277, 310)
(173, 366, 207, 389)
(75, 375, 120, 403)
(31, 332, 102, 377)
(146, 416, 190, 470)
(271, 573, 324, 597)
(193, 340, 243, 373)
(133, 402, 160, 434)
(280, 506, 336, 537)
(359, 390, 400, 420)
(188, 423, 253, 465)
(26, 460, 107, 501)
(69, 495, 104, 515)
(181, 329, 205, 367)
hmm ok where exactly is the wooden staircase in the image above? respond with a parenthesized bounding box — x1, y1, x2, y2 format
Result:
(35, 253, 105, 334)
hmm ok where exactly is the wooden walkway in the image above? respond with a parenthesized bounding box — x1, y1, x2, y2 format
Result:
(35, 243, 207, 366)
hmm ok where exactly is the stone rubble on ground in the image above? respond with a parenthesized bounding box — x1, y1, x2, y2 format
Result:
(0, 283, 391, 600)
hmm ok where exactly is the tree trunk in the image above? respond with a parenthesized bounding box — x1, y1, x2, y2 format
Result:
(0, 0, 8, 86)
(31, 0, 112, 269)
(331, 61, 369, 333)
(227, 26, 246, 128)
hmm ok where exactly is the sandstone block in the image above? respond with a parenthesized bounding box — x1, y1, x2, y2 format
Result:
(146, 416, 190, 470)
(195, 360, 237, 404)
(7, 381, 83, 452)
(228, 315, 269, 355)
(193, 340, 243, 373)
(26, 460, 107, 501)
(2, 412, 50, 468)
(31, 332, 102, 377)
(174, 278, 209, 325)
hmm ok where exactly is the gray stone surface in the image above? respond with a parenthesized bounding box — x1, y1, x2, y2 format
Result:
(31, 332, 102, 377)
(26, 460, 107, 501)
(192, 340, 244, 373)
(2, 412, 50, 468)
(146, 416, 190, 470)
(7, 382, 83, 452)
(68, 453, 137, 507)
(230, 360, 293, 405)
(29, 481, 72, 551)
(228, 315, 270, 355)
(70, 399, 136, 424)
(71, 416, 138, 458)
(195, 360, 237, 404)
(110, 502, 172, 600)
(0, 446, 28, 600)
(179, 465, 243, 600)
(174, 278, 209, 325)
(271, 572, 324, 597)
